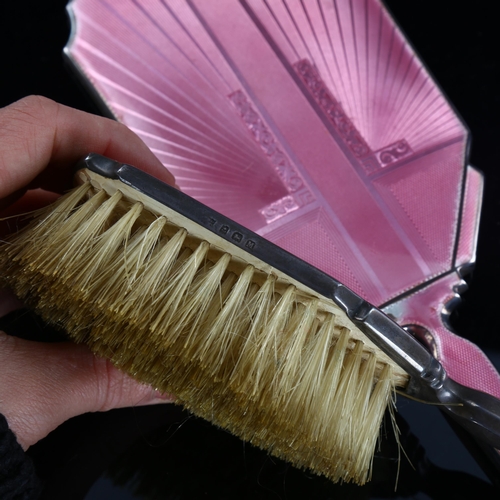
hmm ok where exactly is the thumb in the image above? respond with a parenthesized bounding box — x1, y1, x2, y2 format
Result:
(0, 332, 173, 450)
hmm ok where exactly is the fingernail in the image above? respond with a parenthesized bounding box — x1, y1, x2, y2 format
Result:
(145, 390, 175, 405)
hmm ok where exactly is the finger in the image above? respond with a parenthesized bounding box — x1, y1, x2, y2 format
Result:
(0, 332, 173, 450)
(0, 189, 62, 237)
(0, 95, 175, 199)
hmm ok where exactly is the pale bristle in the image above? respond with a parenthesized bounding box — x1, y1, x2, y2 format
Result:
(0, 179, 404, 485)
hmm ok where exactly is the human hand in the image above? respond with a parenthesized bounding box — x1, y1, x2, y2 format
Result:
(0, 96, 175, 450)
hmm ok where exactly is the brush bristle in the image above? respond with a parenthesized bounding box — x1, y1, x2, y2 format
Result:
(0, 171, 408, 484)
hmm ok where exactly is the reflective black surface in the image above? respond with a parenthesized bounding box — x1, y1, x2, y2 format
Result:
(0, 1, 499, 498)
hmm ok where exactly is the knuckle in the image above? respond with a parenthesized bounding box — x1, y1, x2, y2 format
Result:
(92, 355, 124, 411)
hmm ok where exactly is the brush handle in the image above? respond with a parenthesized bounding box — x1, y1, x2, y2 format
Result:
(436, 380, 500, 450)
(344, 298, 500, 450)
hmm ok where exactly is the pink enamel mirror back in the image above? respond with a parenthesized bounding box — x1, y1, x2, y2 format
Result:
(65, 0, 500, 398)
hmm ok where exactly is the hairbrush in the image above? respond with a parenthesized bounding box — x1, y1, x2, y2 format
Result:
(1, 153, 499, 485)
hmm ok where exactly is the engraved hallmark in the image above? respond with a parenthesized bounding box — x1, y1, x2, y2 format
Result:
(207, 216, 257, 250)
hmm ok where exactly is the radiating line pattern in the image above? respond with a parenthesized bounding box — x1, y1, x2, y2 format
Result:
(69, 0, 287, 231)
(245, 0, 464, 152)
(66, 0, 468, 305)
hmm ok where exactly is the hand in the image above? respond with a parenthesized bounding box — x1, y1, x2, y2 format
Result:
(0, 96, 175, 450)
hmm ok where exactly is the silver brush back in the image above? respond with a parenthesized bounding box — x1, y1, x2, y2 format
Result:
(81, 153, 500, 451)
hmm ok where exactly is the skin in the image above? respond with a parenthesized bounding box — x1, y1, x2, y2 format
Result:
(0, 96, 175, 450)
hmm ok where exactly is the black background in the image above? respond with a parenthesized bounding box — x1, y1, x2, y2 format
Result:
(0, 1, 499, 498)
